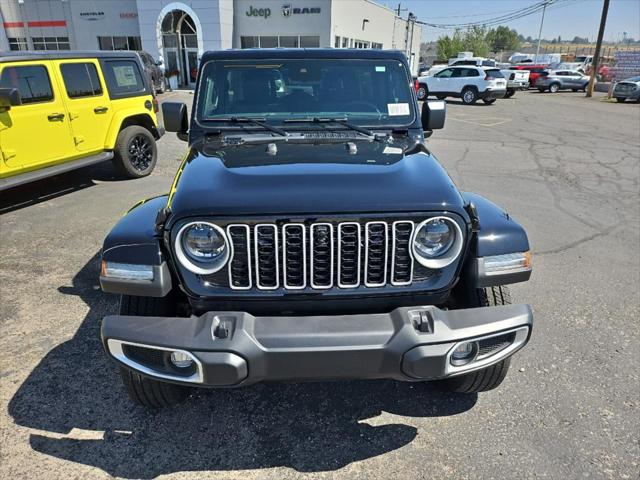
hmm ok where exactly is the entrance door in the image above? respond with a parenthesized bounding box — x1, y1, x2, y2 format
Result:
(184, 49, 198, 87)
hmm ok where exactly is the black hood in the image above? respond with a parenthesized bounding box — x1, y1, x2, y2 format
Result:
(166, 140, 466, 223)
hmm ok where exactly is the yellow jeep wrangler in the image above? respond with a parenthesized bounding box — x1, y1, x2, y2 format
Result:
(0, 51, 163, 191)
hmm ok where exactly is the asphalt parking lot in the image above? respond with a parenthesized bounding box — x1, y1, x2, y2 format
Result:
(1, 90, 638, 479)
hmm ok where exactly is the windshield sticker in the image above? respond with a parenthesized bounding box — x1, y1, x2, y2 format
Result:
(387, 103, 410, 116)
(383, 146, 403, 155)
(375, 66, 386, 72)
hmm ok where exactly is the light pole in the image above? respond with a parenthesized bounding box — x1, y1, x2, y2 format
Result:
(586, 0, 610, 97)
(535, 0, 549, 63)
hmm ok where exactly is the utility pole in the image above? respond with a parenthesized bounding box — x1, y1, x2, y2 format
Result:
(586, 0, 610, 97)
(535, 0, 549, 63)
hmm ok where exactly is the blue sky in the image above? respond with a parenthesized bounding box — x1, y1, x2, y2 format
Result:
(380, 0, 640, 42)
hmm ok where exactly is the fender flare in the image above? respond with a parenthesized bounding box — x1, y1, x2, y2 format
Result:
(462, 192, 531, 287)
(104, 108, 159, 150)
(100, 195, 172, 296)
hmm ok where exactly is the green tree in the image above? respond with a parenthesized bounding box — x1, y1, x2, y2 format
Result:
(463, 25, 491, 57)
(436, 29, 464, 59)
(486, 26, 521, 52)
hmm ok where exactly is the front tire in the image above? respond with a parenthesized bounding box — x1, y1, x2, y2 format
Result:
(482, 98, 496, 105)
(461, 87, 478, 105)
(616, 97, 626, 103)
(117, 295, 191, 408)
(113, 126, 158, 179)
(549, 83, 560, 93)
(439, 285, 514, 393)
(505, 89, 515, 98)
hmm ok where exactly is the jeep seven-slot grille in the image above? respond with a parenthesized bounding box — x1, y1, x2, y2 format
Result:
(224, 220, 419, 291)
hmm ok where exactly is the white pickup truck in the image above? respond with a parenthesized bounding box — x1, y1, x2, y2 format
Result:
(500, 69, 530, 97)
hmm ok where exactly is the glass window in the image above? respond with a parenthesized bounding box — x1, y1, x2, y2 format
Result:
(300, 36, 320, 48)
(280, 36, 299, 48)
(334, 36, 340, 48)
(484, 69, 504, 79)
(196, 58, 415, 127)
(98, 37, 113, 50)
(240, 36, 258, 49)
(128, 37, 142, 50)
(259, 36, 278, 48)
(31, 36, 69, 50)
(60, 63, 103, 98)
(435, 68, 454, 78)
(102, 60, 145, 95)
(0, 65, 54, 104)
(163, 34, 178, 48)
(112, 37, 128, 50)
(342, 38, 349, 48)
(183, 34, 197, 48)
(8, 37, 29, 51)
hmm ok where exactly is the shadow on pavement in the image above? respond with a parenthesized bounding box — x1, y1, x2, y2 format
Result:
(8, 253, 477, 478)
(0, 161, 118, 215)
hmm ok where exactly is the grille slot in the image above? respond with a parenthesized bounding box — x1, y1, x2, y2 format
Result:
(338, 222, 362, 288)
(227, 224, 252, 290)
(282, 224, 306, 289)
(364, 222, 388, 287)
(310, 223, 334, 289)
(391, 221, 415, 285)
(218, 218, 439, 291)
(254, 224, 279, 290)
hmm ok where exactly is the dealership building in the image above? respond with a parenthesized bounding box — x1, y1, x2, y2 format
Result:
(0, 0, 422, 86)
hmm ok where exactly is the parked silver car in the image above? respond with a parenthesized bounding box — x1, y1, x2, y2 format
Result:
(613, 76, 640, 103)
(537, 70, 590, 93)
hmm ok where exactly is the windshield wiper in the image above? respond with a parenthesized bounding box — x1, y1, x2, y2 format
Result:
(205, 117, 288, 137)
(284, 117, 383, 140)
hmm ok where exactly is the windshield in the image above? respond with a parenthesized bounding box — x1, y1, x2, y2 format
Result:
(196, 58, 415, 127)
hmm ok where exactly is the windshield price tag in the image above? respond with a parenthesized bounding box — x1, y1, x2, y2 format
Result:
(387, 103, 410, 116)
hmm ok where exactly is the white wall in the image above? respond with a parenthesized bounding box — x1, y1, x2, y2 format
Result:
(330, 0, 422, 74)
(233, 0, 332, 47)
(69, 0, 140, 51)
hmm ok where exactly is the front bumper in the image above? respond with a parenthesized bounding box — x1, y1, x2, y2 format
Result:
(614, 88, 640, 100)
(102, 304, 533, 387)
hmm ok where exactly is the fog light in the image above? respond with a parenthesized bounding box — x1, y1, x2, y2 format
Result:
(450, 341, 478, 366)
(170, 351, 194, 368)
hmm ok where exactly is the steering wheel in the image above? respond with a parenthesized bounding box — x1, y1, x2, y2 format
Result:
(342, 101, 381, 113)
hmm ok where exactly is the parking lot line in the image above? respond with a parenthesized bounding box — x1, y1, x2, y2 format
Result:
(447, 115, 512, 127)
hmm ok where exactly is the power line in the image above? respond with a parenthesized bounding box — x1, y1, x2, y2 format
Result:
(417, 0, 583, 30)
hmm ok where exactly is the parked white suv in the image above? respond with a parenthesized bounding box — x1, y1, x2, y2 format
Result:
(416, 66, 507, 104)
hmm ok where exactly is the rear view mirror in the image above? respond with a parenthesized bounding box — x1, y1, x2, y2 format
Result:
(0, 88, 22, 111)
(162, 102, 189, 141)
(421, 100, 446, 132)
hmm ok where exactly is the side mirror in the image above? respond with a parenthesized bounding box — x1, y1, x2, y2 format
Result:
(421, 100, 446, 132)
(155, 60, 163, 67)
(0, 88, 22, 111)
(162, 101, 188, 141)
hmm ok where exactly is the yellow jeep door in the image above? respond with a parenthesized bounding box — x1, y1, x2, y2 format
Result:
(0, 61, 76, 175)
(54, 59, 112, 153)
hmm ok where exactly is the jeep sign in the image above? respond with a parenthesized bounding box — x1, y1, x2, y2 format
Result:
(246, 6, 271, 18)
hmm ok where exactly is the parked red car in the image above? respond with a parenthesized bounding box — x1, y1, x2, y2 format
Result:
(509, 65, 549, 87)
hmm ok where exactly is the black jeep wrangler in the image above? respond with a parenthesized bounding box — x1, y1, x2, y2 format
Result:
(100, 49, 533, 408)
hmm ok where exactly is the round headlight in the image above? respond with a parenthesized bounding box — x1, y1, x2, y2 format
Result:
(175, 222, 230, 274)
(412, 217, 463, 269)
